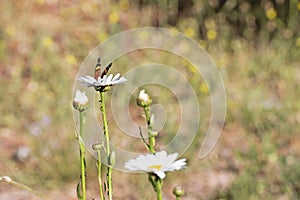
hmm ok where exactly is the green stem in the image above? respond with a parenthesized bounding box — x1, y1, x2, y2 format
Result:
(144, 106, 155, 154)
(107, 167, 112, 200)
(1, 176, 50, 200)
(144, 106, 162, 200)
(155, 179, 163, 200)
(99, 91, 112, 200)
(148, 174, 163, 200)
(79, 111, 87, 200)
(96, 150, 105, 200)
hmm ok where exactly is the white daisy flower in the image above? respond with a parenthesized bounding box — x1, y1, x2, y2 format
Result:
(78, 73, 127, 88)
(124, 151, 187, 179)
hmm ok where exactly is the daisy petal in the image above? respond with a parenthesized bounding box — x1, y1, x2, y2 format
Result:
(112, 73, 121, 81)
(106, 74, 113, 84)
(154, 171, 166, 179)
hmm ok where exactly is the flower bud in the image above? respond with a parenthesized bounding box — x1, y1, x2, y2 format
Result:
(73, 90, 89, 111)
(92, 143, 102, 151)
(151, 131, 158, 137)
(173, 186, 185, 197)
(137, 90, 152, 107)
(1, 176, 12, 183)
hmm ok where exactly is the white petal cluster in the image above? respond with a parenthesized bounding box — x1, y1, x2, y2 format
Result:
(0, 176, 12, 182)
(73, 90, 89, 105)
(138, 90, 150, 102)
(78, 73, 127, 87)
(137, 89, 152, 107)
(124, 151, 187, 179)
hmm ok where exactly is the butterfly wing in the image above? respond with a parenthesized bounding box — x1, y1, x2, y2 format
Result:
(94, 57, 102, 80)
(101, 62, 112, 78)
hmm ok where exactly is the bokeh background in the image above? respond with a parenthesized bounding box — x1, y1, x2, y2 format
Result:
(0, 0, 300, 199)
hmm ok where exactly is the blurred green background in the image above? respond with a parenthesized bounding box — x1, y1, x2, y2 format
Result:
(0, 0, 300, 199)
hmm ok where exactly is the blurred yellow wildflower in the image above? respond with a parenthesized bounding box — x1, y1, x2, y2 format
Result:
(168, 26, 178, 32)
(296, 37, 300, 47)
(198, 40, 207, 49)
(35, 0, 46, 5)
(184, 28, 196, 38)
(42, 36, 54, 49)
(217, 58, 226, 68)
(65, 54, 77, 65)
(298, 2, 300, 11)
(32, 63, 42, 72)
(109, 11, 119, 24)
(119, 0, 129, 11)
(5, 26, 16, 37)
(97, 32, 108, 42)
(199, 83, 209, 94)
(266, 8, 277, 20)
(187, 64, 197, 74)
(207, 29, 217, 41)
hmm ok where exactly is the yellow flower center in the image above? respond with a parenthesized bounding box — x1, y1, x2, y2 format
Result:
(148, 165, 163, 171)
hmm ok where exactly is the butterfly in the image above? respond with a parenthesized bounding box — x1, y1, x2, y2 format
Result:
(94, 57, 113, 80)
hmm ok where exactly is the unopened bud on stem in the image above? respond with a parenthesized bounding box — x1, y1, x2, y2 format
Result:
(173, 186, 185, 198)
(73, 90, 89, 111)
(137, 90, 152, 107)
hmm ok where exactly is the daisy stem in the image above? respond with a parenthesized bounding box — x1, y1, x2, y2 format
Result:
(99, 91, 113, 200)
(144, 106, 162, 200)
(155, 179, 163, 200)
(144, 106, 155, 154)
(79, 111, 87, 200)
(96, 149, 105, 200)
(149, 174, 163, 200)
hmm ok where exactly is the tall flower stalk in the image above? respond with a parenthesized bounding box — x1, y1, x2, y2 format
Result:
(144, 105, 156, 154)
(99, 90, 113, 200)
(73, 90, 89, 200)
(78, 111, 86, 200)
(92, 143, 105, 200)
(78, 58, 127, 200)
(137, 90, 157, 153)
(128, 90, 187, 200)
(137, 90, 162, 200)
